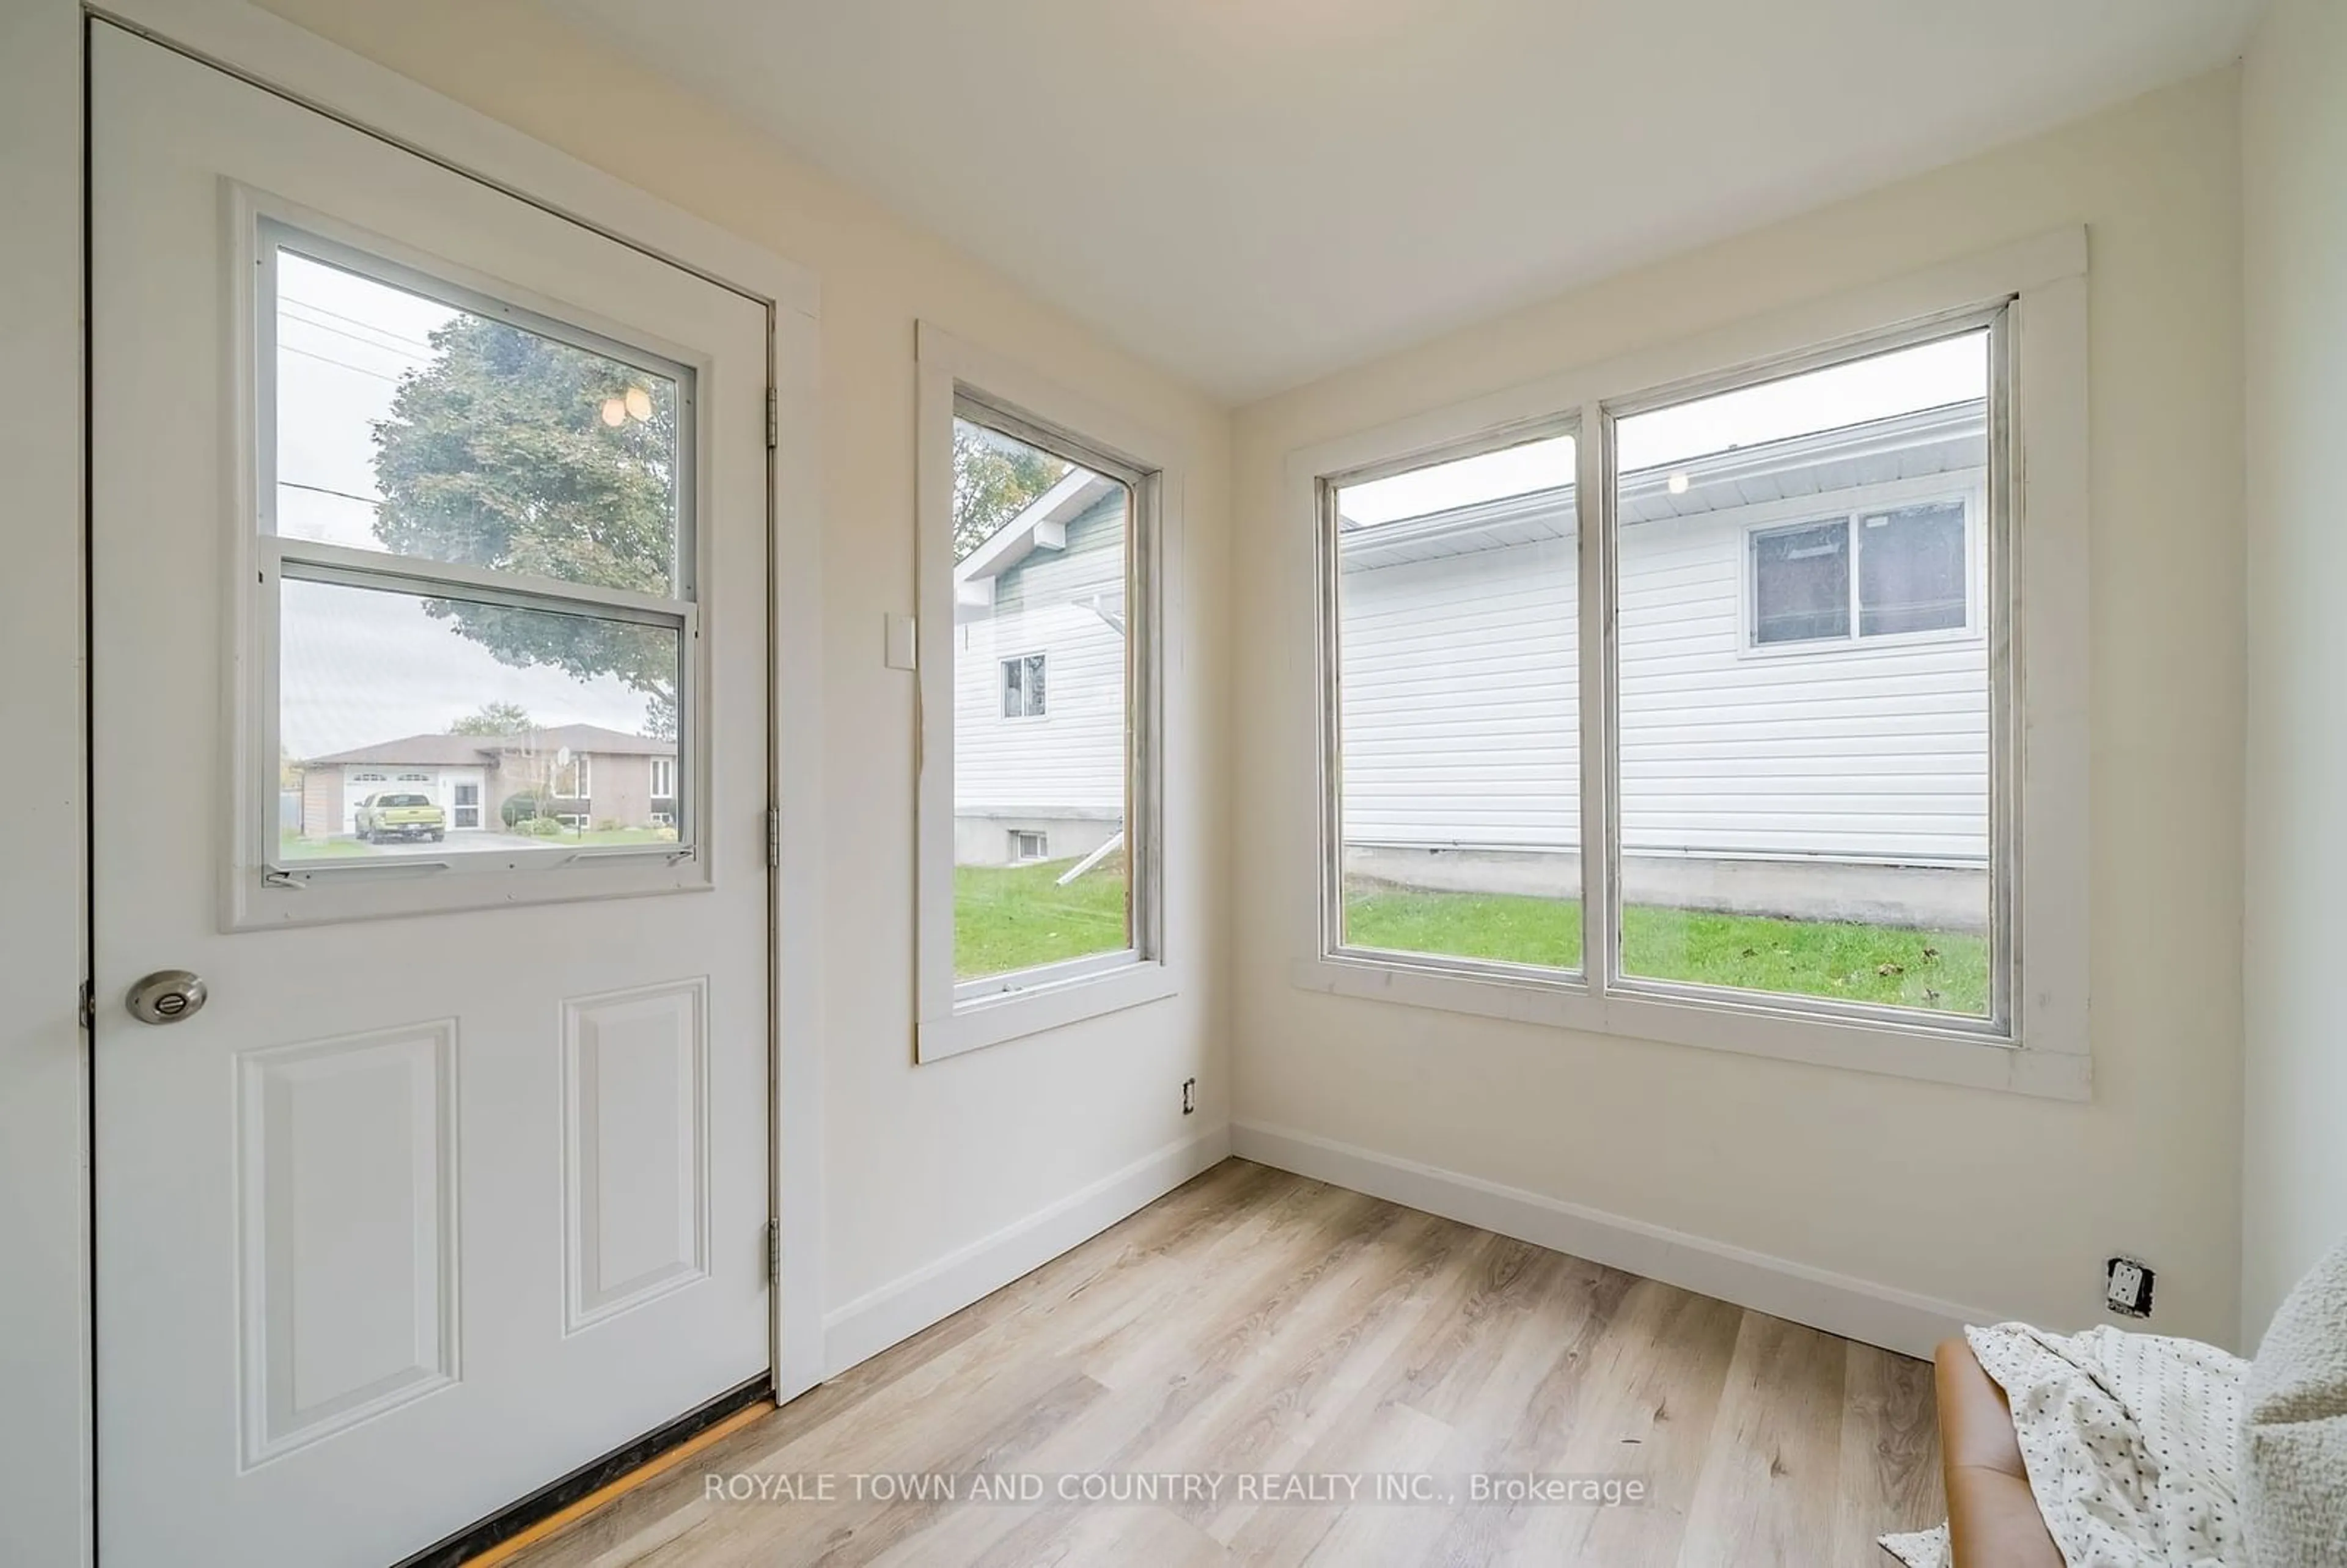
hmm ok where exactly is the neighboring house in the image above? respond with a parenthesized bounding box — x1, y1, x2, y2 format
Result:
(1336, 400, 1991, 928)
(952, 469, 1130, 866)
(950, 401, 1991, 925)
(297, 722, 678, 839)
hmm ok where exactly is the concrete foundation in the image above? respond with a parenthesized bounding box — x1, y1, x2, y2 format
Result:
(956, 813, 1123, 867)
(1343, 846, 1988, 932)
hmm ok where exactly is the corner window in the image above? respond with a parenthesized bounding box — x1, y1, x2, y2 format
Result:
(915, 325, 1174, 1061)
(1312, 302, 2055, 1071)
(1001, 653, 1048, 718)
(1616, 326, 1997, 1021)
(257, 222, 695, 879)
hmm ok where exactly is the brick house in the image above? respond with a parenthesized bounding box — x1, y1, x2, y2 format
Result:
(296, 723, 678, 840)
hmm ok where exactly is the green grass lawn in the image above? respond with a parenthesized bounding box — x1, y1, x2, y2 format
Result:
(955, 855, 1130, 980)
(1342, 884, 1988, 1015)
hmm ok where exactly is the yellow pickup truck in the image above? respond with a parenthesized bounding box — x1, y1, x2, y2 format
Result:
(353, 791, 446, 844)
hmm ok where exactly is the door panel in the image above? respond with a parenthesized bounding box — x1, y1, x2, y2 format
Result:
(92, 26, 771, 1567)
(237, 1023, 460, 1467)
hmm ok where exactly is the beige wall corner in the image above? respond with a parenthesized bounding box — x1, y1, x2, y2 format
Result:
(1232, 67, 2248, 1349)
(2242, 0, 2347, 1347)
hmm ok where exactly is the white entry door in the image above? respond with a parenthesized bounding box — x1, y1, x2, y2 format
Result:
(92, 26, 773, 1567)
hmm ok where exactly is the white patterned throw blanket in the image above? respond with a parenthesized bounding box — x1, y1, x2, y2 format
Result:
(1881, 1322, 2249, 1568)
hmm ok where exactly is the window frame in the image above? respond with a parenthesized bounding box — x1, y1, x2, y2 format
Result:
(234, 199, 714, 925)
(1000, 651, 1049, 720)
(914, 324, 1181, 1062)
(1289, 230, 2091, 1100)
(550, 754, 593, 800)
(1318, 412, 1589, 989)
(649, 755, 675, 799)
(1736, 484, 1984, 658)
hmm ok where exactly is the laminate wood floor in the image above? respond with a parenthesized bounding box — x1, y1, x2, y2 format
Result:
(507, 1159, 1941, 1567)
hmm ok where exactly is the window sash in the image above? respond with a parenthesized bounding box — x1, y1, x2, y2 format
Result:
(1745, 501, 1974, 649)
(944, 391, 1159, 1012)
(1316, 306, 2015, 1044)
(1001, 653, 1047, 719)
(1319, 417, 1585, 981)
(260, 544, 694, 847)
(252, 221, 702, 882)
(257, 218, 697, 596)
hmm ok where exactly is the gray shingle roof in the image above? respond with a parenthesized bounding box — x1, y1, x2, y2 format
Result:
(304, 722, 671, 768)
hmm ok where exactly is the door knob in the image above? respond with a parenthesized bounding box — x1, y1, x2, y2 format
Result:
(125, 970, 208, 1025)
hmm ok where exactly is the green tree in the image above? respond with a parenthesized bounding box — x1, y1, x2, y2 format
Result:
(372, 316, 680, 738)
(448, 701, 535, 737)
(953, 420, 1067, 561)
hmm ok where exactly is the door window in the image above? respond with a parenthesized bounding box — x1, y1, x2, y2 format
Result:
(262, 225, 696, 874)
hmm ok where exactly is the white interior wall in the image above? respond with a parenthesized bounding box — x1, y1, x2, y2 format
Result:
(0, 5, 2292, 1559)
(1232, 68, 2248, 1349)
(0, 6, 91, 1565)
(2241, 0, 2347, 1346)
(243, 0, 1238, 1360)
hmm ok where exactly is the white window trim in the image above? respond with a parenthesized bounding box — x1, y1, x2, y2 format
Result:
(1732, 476, 1988, 659)
(650, 755, 675, 797)
(1287, 228, 2090, 1102)
(229, 192, 712, 924)
(914, 323, 1181, 1062)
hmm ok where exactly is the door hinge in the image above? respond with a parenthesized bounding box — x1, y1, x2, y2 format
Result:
(766, 805, 781, 869)
(765, 386, 779, 451)
(78, 978, 95, 1031)
(766, 1217, 780, 1286)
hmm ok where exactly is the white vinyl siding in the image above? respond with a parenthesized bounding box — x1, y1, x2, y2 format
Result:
(1618, 499, 1986, 863)
(1339, 533, 1579, 850)
(954, 490, 1128, 821)
(1335, 467, 1988, 866)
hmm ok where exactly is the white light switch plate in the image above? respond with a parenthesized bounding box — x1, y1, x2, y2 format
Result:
(884, 612, 917, 671)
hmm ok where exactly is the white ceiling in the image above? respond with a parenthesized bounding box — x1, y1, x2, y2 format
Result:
(546, 0, 2264, 401)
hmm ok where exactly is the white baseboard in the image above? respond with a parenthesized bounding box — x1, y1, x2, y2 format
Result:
(822, 1124, 1232, 1377)
(1230, 1119, 1993, 1360)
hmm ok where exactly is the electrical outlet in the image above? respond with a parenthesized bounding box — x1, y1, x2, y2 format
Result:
(1180, 1077, 1196, 1116)
(2105, 1256, 2154, 1318)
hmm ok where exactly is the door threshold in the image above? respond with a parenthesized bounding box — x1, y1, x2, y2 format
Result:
(391, 1374, 774, 1568)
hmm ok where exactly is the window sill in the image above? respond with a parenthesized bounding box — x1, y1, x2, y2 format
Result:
(919, 959, 1178, 1063)
(1288, 953, 2088, 1101)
